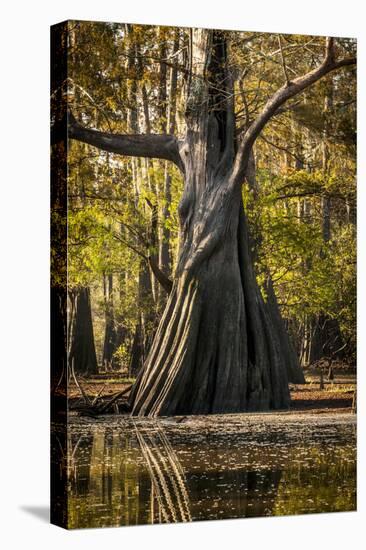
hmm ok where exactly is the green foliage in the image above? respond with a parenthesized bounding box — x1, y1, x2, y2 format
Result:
(247, 162, 356, 360)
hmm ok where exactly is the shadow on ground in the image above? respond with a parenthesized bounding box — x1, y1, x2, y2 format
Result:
(20, 506, 49, 523)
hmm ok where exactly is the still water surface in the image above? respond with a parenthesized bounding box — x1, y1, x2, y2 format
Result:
(61, 413, 356, 528)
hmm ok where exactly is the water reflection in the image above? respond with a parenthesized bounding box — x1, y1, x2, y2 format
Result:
(135, 423, 191, 523)
(55, 414, 356, 529)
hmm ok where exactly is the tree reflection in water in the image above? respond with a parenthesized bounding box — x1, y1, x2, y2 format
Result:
(59, 414, 356, 529)
(134, 422, 192, 523)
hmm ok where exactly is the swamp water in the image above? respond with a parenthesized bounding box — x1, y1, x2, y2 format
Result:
(52, 413, 356, 528)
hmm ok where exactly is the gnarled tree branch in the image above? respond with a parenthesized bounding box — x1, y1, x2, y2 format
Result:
(68, 112, 183, 169)
(231, 37, 356, 183)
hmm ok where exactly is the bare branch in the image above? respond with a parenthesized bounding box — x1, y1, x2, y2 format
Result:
(259, 134, 304, 164)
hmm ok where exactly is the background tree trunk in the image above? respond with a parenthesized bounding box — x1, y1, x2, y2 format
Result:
(160, 30, 180, 282)
(102, 274, 119, 371)
(69, 287, 98, 376)
(129, 260, 155, 377)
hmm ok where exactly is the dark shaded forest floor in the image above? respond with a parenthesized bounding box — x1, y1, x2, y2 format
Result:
(65, 366, 356, 415)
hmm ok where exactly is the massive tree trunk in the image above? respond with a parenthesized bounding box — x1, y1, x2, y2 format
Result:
(131, 30, 291, 415)
(69, 30, 355, 415)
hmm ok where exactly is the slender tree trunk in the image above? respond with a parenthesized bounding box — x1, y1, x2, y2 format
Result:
(102, 273, 119, 371)
(114, 271, 129, 365)
(128, 321, 144, 378)
(129, 259, 155, 377)
(310, 85, 344, 365)
(125, 27, 157, 375)
(160, 30, 180, 280)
